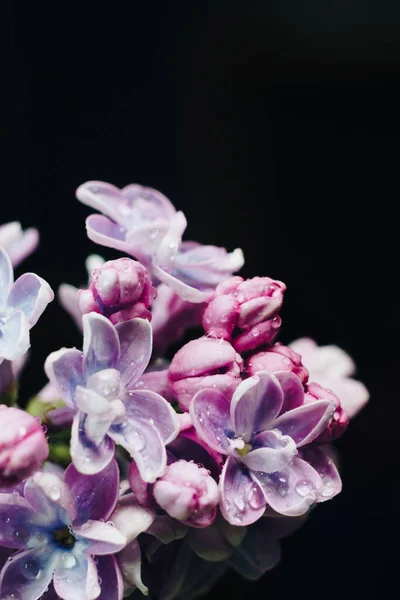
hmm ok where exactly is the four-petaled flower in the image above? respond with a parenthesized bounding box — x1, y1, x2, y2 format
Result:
(0, 460, 126, 600)
(190, 371, 340, 525)
(76, 181, 244, 302)
(45, 313, 178, 480)
(0, 246, 54, 364)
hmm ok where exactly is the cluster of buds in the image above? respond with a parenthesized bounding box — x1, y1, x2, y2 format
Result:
(0, 182, 368, 600)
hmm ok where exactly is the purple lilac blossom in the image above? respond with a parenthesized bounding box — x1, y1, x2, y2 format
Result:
(0, 460, 125, 600)
(190, 371, 339, 525)
(0, 246, 54, 365)
(44, 313, 178, 480)
(76, 181, 244, 303)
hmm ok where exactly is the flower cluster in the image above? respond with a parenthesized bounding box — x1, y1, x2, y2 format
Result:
(0, 184, 369, 600)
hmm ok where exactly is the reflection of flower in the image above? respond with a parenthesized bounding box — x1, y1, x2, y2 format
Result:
(290, 338, 369, 417)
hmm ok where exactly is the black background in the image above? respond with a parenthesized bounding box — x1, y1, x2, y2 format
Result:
(1, 1, 399, 598)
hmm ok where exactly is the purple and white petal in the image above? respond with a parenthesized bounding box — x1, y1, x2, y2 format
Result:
(153, 211, 187, 273)
(110, 493, 155, 544)
(242, 430, 297, 474)
(85, 214, 134, 256)
(272, 400, 335, 447)
(124, 389, 179, 444)
(301, 446, 342, 502)
(117, 539, 147, 595)
(74, 520, 126, 555)
(44, 348, 85, 408)
(64, 460, 119, 526)
(58, 283, 82, 329)
(109, 417, 166, 483)
(318, 376, 369, 419)
(82, 313, 120, 377)
(0, 493, 36, 549)
(0, 311, 30, 362)
(8, 274, 54, 327)
(96, 555, 124, 600)
(190, 388, 232, 454)
(0, 546, 58, 600)
(174, 244, 245, 287)
(115, 318, 152, 388)
(231, 372, 284, 443)
(77, 181, 127, 224)
(0, 246, 13, 305)
(24, 472, 77, 527)
(274, 371, 304, 414)
(0, 223, 39, 268)
(70, 414, 114, 476)
(219, 456, 266, 526)
(152, 264, 211, 303)
(46, 406, 76, 428)
(121, 183, 176, 222)
(252, 456, 323, 517)
(53, 553, 100, 600)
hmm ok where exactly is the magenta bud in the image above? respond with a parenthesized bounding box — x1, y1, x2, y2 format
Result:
(153, 460, 219, 527)
(246, 343, 309, 383)
(203, 276, 286, 353)
(78, 257, 156, 324)
(0, 405, 49, 487)
(168, 337, 243, 411)
(304, 383, 350, 442)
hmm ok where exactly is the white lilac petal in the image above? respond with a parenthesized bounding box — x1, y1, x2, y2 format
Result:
(82, 313, 120, 377)
(153, 211, 187, 273)
(70, 413, 115, 476)
(7, 273, 54, 327)
(0, 245, 13, 307)
(0, 545, 58, 600)
(110, 493, 155, 544)
(231, 372, 284, 443)
(44, 348, 85, 409)
(317, 376, 369, 419)
(174, 244, 245, 286)
(85, 214, 135, 256)
(121, 183, 177, 222)
(152, 264, 211, 303)
(124, 389, 179, 444)
(115, 318, 152, 388)
(189, 388, 232, 455)
(117, 539, 147, 595)
(73, 520, 126, 555)
(5, 227, 39, 268)
(24, 472, 77, 527)
(58, 283, 82, 329)
(76, 181, 126, 224)
(53, 553, 101, 600)
(219, 456, 266, 526)
(0, 310, 30, 362)
(272, 400, 335, 448)
(242, 430, 297, 473)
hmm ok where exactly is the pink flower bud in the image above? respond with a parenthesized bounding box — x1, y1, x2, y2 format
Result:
(0, 405, 49, 487)
(304, 383, 349, 442)
(78, 258, 156, 324)
(246, 343, 309, 383)
(153, 460, 219, 527)
(202, 276, 286, 353)
(168, 337, 243, 411)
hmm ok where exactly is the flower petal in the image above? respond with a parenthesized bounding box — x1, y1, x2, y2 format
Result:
(152, 264, 211, 303)
(227, 519, 281, 580)
(231, 372, 283, 443)
(76, 181, 126, 223)
(0, 311, 30, 362)
(0, 493, 36, 549)
(24, 471, 77, 526)
(109, 417, 166, 483)
(70, 413, 115, 475)
(174, 244, 245, 287)
(117, 539, 147, 595)
(44, 348, 85, 408)
(74, 520, 126, 555)
(124, 389, 179, 444)
(82, 313, 120, 377)
(274, 371, 304, 414)
(242, 430, 297, 473)
(0, 245, 13, 306)
(58, 283, 82, 329)
(318, 376, 369, 419)
(121, 183, 177, 221)
(85, 214, 134, 255)
(189, 388, 232, 454)
(272, 400, 335, 447)
(7, 274, 54, 327)
(64, 460, 119, 527)
(53, 553, 100, 600)
(251, 456, 323, 516)
(96, 555, 124, 600)
(0, 546, 58, 600)
(301, 446, 342, 502)
(110, 493, 155, 544)
(115, 318, 152, 388)
(219, 456, 266, 526)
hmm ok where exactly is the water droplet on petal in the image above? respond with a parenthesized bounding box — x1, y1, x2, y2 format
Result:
(60, 553, 77, 569)
(49, 484, 61, 501)
(21, 558, 42, 580)
(13, 527, 30, 545)
(295, 480, 313, 497)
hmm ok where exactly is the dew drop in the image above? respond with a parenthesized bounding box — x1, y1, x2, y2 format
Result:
(248, 486, 265, 510)
(295, 480, 313, 497)
(22, 558, 42, 580)
(13, 527, 30, 545)
(60, 553, 77, 569)
(49, 485, 61, 501)
(234, 496, 245, 512)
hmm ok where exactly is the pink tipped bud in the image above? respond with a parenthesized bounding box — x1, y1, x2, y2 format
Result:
(78, 257, 156, 324)
(246, 343, 309, 383)
(153, 460, 219, 527)
(168, 337, 243, 411)
(0, 405, 49, 487)
(203, 276, 286, 353)
(304, 383, 349, 442)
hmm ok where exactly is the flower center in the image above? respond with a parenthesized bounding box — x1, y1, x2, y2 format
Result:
(53, 527, 76, 549)
(235, 443, 252, 457)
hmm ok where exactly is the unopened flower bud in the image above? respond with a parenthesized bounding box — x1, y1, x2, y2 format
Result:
(246, 343, 309, 383)
(304, 383, 349, 442)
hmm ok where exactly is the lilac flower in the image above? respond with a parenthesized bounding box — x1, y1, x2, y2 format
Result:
(76, 181, 244, 303)
(44, 313, 179, 480)
(0, 460, 125, 600)
(190, 371, 338, 525)
(0, 222, 39, 268)
(290, 338, 369, 418)
(246, 343, 309, 383)
(0, 246, 54, 364)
